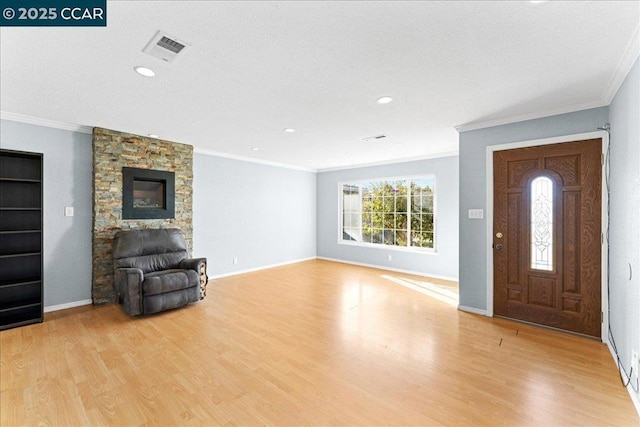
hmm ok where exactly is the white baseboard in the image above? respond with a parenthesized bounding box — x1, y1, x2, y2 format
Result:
(457, 304, 490, 316)
(606, 342, 640, 417)
(210, 257, 316, 279)
(316, 256, 458, 282)
(44, 299, 92, 313)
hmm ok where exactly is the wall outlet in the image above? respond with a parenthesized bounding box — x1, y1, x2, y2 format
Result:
(468, 209, 484, 219)
(65, 206, 74, 217)
(233, 257, 238, 265)
(387, 255, 392, 261)
(632, 351, 639, 379)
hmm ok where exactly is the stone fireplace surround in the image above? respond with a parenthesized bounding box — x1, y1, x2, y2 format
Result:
(92, 127, 193, 304)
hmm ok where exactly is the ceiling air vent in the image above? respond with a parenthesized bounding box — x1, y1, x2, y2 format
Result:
(143, 31, 190, 63)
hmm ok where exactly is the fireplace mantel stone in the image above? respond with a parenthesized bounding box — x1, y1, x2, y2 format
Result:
(92, 127, 193, 304)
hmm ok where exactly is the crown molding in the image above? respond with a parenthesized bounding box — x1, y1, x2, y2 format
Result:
(193, 148, 317, 173)
(454, 100, 608, 133)
(317, 150, 459, 173)
(603, 23, 640, 104)
(0, 111, 93, 134)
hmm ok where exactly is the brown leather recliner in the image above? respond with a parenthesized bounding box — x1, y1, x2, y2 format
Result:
(113, 228, 207, 316)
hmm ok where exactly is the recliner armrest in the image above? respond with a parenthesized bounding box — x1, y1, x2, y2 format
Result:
(114, 267, 144, 315)
(179, 258, 207, 272)
(179, 258, 208, 299)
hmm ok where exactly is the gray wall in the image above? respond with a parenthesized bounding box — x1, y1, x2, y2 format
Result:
(0, 119, 93, 308)
(609, 57, 639, 392)
(458, 106, 609, 310)
(193, 153, 317, 276)
(317, 156, 459, 280)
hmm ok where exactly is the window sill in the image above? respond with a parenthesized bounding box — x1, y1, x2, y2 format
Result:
(337, 240, 437, 254)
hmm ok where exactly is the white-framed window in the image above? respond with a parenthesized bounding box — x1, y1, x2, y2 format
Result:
(339, 175, 436, 251)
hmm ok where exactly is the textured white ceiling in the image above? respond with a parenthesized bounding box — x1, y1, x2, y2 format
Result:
(1, 1, 638, 170)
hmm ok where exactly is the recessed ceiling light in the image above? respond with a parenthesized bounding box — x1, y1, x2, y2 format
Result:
(251, 147, 259, 151)
(376, 96, 394, 104)
(529, 1, 548, 3)
(283, 128, 296, 133)
(134, 66, 156, 77)
(148, 134, 159, 138)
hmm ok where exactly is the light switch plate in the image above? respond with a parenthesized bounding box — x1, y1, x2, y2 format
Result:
(65, 206, 74, 217)
(468, 209, 484, 219)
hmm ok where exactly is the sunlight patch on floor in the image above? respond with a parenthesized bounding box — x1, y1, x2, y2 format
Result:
(381, 275, 459, 306)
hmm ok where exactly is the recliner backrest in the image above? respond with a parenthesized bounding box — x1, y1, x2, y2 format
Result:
(113, 228, 188, 273)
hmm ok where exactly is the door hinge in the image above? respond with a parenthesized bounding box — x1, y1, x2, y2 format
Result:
(601, 312, 604, 323)
(601, 153, 605, 165)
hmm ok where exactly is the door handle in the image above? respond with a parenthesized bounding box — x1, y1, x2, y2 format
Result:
(495, 243, 503, 250)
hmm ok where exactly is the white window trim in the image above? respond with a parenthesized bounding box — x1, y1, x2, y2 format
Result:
(337, 173, 437, 254)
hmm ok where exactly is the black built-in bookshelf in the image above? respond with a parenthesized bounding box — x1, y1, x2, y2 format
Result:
(0, 149, 43, 330)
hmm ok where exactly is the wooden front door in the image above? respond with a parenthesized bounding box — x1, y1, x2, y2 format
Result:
(493, 139, 602, 338)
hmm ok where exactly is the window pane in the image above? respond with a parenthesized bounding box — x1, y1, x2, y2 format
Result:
(344, 227, 360, 242)
(396, 197, 407, 213)
(423, 232, 434, 248)
(372, 211, 383, 228)
(396, 213, 407, 229)
(410, 231, 423, 247)
(383, 229, 396, 246)
(383, 213, 394, 228)
(343, 227, 355, 241)
(397, 182, 408, 197)
(411, 231, 433, 248)
(411, 214, 422, 231)
(350, 213, 360, 228)
(396, 230, 407, 246)
(422, 195, 434, 213)
(412, 195, 421, 212)
(362, 186, 373, 205)
(421, 213, 434, 232)
(531, 176, 553, 271)
(383, 197, 393, 212)
(362, 212, 372, 226)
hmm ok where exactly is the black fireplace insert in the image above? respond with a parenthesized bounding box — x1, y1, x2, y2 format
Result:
(122, 167, 175, 219)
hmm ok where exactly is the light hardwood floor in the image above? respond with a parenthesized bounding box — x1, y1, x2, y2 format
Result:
(1, 259, 638, 426)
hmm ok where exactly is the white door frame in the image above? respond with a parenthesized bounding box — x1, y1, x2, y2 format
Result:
(485, 130, 610, 342)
